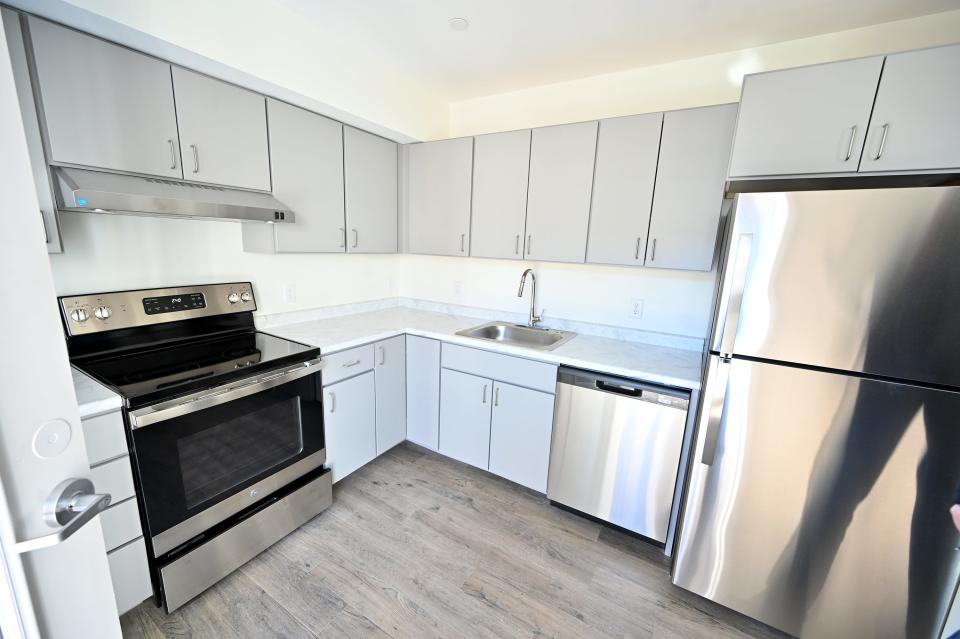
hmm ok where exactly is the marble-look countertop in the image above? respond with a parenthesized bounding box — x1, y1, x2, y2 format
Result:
(265, 307, 703, 390)
(72, 366, 122, 419)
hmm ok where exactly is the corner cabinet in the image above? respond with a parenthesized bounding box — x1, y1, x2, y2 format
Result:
(406, 137, 474, 257)
(344, 127, 399, 253)
(406, 336, 441, 450)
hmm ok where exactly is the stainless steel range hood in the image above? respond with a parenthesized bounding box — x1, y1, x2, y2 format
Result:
(54, 167, 292, 223)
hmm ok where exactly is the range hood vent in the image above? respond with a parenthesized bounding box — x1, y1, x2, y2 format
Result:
(54, 167, 292, 224)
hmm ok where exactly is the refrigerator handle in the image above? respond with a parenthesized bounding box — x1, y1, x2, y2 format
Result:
(716, 233, 753, 357)
(701, 359, 732, 466)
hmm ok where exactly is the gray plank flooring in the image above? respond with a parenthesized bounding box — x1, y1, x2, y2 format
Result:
(121, 443, 788, 639)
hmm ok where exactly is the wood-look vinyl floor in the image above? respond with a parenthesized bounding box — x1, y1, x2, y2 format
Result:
(120, 443, 788, 639)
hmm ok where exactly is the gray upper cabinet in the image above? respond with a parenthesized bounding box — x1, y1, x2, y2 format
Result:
(171, 67, 270, 191)
(28, 17, 182, 179)
(345, 127, 398, 253)
(406, 137, 474, 257)
(860, 44, 960, 173)
(470, 129, 531, 260)
(647, 104, 737, 272)
(524, 121, 598, 263)
(727, 56, 883, 177)
(586, 113, 662, 267)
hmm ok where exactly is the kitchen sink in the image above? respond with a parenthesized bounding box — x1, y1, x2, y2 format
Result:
(455, 322, 576, 351)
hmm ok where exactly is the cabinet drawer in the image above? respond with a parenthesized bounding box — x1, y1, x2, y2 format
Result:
(107, 537, 153, 615)
(100, 498, 143, 552)
(441, 343, 558, 394)
(82, 410, 128, 466)
(322, 344, 375, 386)
(90, 457, 136, 503)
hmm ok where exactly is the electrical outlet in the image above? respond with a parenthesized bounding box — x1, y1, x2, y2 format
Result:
(630, 298, 644, 320)
(282, 284, 297, 304)
(453, 280, 462, 298)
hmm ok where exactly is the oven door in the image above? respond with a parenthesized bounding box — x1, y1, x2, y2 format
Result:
(128, 358, 324, 557)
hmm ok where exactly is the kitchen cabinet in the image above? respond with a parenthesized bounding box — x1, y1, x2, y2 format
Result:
(860, 44, 960, 173)
(406, 336, 441, 450)
(524, 121, 598, 263)
(470, 129, 531, 259)
(27, 16, 182, 179)
(586, 113, 663, 267)
(647, 103, 738, 271)
(438, 368, 492, 470)
(345, 127, 398, 253)
(488, 382, 554, 492)
(242, 99, 344, 253)
(171, 66, 271, 190)
(728, 56, 883, 177)
(107, 538, 153, 615)
(374, 336, 406, 454)
(324, 370, 377, 482)
(407, 137, 474, 256)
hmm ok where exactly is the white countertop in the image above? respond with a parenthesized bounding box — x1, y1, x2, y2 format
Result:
(265, 307, 703, 390)
(72, 366, 123, 419)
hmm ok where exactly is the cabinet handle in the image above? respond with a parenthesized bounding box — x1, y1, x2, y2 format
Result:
(378, 345, 385, 366)
(39, 209, 49, 244)
(842, 125, 857, 162)
(635, 237, 642, 260)
(167, 139, 177, 169)
(515, 234, 520, 255)
(482, 384, 488, 404)
(338, 227, 345, 248)
(650, 238, 657, 262)
(352, 229, 359, 248)
(342, 359, 361, 368)
(494, 386, 499, 407)
(460, 233, 465, 253)
(328, 391, 336, 413)
(872, 123, 889, 161)
(190, 144, 199, 174)
(526, 235, 532, 256)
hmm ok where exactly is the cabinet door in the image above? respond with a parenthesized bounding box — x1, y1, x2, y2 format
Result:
(324, 371, 377, 483)
(470, 129, 531, 259)
(488, 382, 555, 493)
(524, 121, 598, 263)
(586, 113, 662, 266)
(28, 17, 182, 178)
(172, 66, 270, 190)
(407, 137, 474, 256)
(406, 336, 440, 450)
(647, 104, 737, 272)
(375, 335, 406, 454)
(438, 368, 492, 470)
(860, 44, 960, 172)
(345, 127, 398, 253)
(728, 56, 883, 177)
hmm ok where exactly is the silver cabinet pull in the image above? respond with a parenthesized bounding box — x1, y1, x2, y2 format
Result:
(701, 359, 731, 466)
(482, 384, 488, 404)
(338, 227, 345, 248)
(12, 478, 111, 554)
(872, 123, 889, 161)
(635, 237, 642, 260)
(190, 144, 199, 173)
(352, 229, 359, 248)
(843, 125, 857, 162)
(460, 233, 466, 253)
(378, 345, 385, 366)
(650, 238, 657, 262)
(342, 359, 361, 368)
(515, 234, 520, 255)
(526, 235, 532, 256)
(168, 139, 177, 169)
(494, 386, 499, 407)
(328, 391, 336, 413)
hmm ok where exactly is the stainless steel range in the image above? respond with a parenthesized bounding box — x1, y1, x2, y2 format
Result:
(61, 282, 331, 612)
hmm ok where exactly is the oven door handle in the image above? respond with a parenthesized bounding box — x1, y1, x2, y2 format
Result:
(129, 357, 323, 429)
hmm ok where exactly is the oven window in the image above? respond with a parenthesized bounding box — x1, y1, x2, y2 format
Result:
(177, 397, 304, 508)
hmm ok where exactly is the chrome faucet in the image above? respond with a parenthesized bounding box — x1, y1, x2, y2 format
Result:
(517, 268, 543, 328)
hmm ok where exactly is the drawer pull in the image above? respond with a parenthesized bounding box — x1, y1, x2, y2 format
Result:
(342, 359, 362, 368)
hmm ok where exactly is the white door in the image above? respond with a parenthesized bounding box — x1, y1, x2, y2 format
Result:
(438, 369, 492, 470)
(0, 23, 120, 639)
(488, 383, 555, 493)
(344, 127, 398, 253)
(405, 336, 440, 450)
(470, 129, 531, 260)
(586, 113, 662, 267)
(323, 371, 377, 483)
(406, 137, 474, 256)
(860, 44, 960, 173)
(172, 66, 271, 190)
(524, 121, 598, 263)
(374, 336, 406, 454)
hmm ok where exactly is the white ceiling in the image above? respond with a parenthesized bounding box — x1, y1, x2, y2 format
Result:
(278, 0, 957, 100)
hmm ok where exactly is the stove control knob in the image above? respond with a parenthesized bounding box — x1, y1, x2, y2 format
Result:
(70, 308, 89, 323)
(227, 293, 240, 304)
(240, 291, 252, 303)
(93, 306, 112, 320)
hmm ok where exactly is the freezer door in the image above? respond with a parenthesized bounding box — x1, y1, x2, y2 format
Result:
(713, 187, 960, 388)
(673, 356, 960, 639)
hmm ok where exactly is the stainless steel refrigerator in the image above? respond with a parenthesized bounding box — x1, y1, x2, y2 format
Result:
(672, 186, 960, 639)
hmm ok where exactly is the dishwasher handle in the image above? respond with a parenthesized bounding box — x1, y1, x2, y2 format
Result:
(595, 380, 643, 397)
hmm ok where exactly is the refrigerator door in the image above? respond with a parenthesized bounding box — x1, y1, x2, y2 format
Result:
(712, 187, 960, 388)
(673, 355, 960, 639)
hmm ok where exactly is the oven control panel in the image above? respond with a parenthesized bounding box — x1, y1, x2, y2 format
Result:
(59, 282, 256, 336)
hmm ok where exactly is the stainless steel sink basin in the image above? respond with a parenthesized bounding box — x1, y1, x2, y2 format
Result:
(455, 322, 576, 351)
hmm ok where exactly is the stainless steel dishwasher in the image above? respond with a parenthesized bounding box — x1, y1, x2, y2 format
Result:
(547, 367, 689, 543)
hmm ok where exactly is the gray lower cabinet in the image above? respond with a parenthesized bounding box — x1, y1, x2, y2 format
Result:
(406, 336, 441, 450)
(345, 127, 398, 253)
(374, 336, 406, 454)
(524, 121, 599, 263)
(728, 56, 884, 177)
(171, 66, 271, 191)
(324, 370, 377, 482)
(438, 368, 492, 469)
(469, 129, 531, 260)
(27, 16, 183, 179)
(242, 99, 344, 253)
(487, 382, 554, 492)
(647, 103, 738, 272)
(407, 137, 474, 256)
(860, 44, 960, 173)
(585, 113, 663, 267)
